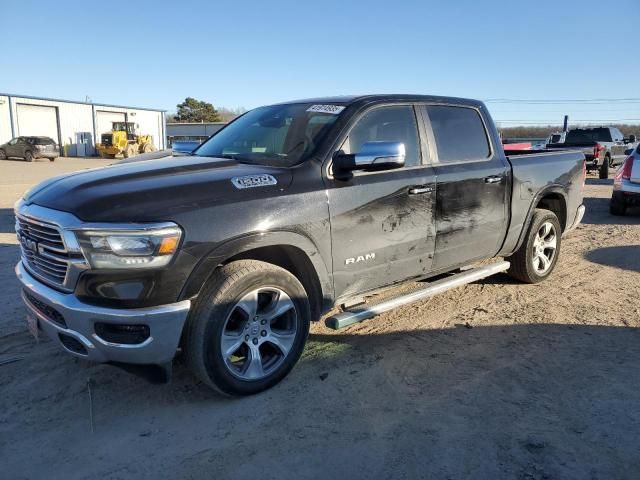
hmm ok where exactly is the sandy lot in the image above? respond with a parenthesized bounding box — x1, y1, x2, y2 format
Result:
(1, 157, 639, 480)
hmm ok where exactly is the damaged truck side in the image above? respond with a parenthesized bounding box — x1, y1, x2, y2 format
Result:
(15, 95, 585, 395)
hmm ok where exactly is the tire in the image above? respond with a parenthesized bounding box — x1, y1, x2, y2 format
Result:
(599, 158, 609, 179)
(0, 149, 6, 160)
(49, 157, 56, 162)
(24, 151, 33, 162)
(184, 260, 311, 396)
(609, 196, 627, 216)
(507, 209, 562, 284)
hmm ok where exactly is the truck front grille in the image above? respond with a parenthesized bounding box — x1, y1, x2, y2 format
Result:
(16, 215, 70, 288)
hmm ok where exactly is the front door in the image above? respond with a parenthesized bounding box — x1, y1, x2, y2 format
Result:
(5, 138, 19, 157)
(421, 104, 509, 270)
(326, 105, 436, 300)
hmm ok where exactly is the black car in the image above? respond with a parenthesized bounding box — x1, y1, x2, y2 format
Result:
(0, 136, 59, 162)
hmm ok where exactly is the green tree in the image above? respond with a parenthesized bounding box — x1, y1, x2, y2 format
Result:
(174, 97, 221, 122)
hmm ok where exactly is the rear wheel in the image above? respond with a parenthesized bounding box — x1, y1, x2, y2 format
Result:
(507, 209, 561, 283)
(24, 151, 33, 162)
(185, 260, 311, 396)
(142, 142, 156, 153)
(610, 195, 627, 216)
(599, 158, 609, 179)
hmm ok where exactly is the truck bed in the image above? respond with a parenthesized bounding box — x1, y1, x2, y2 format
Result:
(500, 149, 585, 255)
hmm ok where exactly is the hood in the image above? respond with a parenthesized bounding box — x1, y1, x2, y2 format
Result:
(24, 154, 293, 222)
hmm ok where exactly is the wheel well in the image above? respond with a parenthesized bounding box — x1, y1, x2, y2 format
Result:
(225, 245, 324, 321)
(536, 193, 567, 231)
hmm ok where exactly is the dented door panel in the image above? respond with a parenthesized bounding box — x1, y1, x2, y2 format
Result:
(327, 166, 436, 300)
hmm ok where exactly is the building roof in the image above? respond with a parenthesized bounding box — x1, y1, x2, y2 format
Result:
(0, 92, 165, 112)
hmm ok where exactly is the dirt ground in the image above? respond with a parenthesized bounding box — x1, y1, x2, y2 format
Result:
(1, 157, 639, 480)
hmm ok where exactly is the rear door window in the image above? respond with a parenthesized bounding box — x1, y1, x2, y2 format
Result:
(425, 105, 491, 163)
(566, 128, 612, 143)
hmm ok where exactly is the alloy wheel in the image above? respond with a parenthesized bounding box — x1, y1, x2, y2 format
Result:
(220, 287, 298, 381)
(531, 221, 557, 275)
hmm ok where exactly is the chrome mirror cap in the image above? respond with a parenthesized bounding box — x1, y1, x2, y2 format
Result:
(354, 141, 406, 168)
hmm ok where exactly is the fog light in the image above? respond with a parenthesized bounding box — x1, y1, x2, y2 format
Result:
(95, 323, 150, 345)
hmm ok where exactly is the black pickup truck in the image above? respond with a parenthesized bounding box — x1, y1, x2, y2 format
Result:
(15, 95, 586, 395)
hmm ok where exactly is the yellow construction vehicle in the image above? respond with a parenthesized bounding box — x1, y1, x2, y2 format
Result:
(96, 122, 157, 158)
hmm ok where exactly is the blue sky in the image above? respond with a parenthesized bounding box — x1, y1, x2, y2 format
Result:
(2, 0, 639, 126)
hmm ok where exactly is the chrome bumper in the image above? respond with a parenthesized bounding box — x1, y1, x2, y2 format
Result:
(16, 261, 190, 364)
(565, 204, 585, 234)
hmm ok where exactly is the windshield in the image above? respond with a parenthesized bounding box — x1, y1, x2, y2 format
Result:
(193, 103, 345, 166)
(113, 122, 136, 134)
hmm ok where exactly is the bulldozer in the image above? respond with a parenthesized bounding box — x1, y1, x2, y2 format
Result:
(96, 122, 157, 159)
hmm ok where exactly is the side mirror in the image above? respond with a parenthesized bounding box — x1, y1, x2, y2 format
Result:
(333, 141, 406, 173)
(628, 134, 636, 143)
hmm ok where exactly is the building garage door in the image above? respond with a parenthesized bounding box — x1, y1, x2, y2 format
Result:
(16, 104, 59, 143)
(96, 110, 125, 139)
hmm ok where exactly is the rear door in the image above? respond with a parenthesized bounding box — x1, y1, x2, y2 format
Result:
(326, 104, 437, 299)
(421, 104, 509, 270)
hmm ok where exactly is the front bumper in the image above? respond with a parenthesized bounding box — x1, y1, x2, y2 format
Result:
(16, 261, 191, 364)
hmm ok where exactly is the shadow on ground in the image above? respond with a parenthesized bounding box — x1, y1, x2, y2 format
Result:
(3, 323, 640, 479)
(585, 177, 613, 186)
(0, 208, 15, 234)
(581, 196, 640, 225)
(584, 245, 640, 272)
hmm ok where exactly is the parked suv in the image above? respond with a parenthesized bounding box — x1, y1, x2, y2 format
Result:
(0, 136, 59, 162)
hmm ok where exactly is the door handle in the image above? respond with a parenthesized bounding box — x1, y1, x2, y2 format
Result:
(408, 186, 434, 195)
(484, 175, 503, 184)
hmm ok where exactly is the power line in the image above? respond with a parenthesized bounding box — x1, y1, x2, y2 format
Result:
(496, 119, 640, 122)
(485, 98, 640, 104)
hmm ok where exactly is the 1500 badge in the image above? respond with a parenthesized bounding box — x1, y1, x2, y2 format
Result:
(231, 174, 278, 189)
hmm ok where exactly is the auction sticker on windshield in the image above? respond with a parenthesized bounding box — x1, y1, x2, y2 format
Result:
(306, 105, 345, 115)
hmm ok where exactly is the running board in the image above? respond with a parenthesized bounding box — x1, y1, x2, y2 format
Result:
(325, 261, 510, 330)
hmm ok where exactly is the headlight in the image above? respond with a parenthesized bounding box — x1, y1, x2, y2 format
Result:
(74, 225, 182, 269)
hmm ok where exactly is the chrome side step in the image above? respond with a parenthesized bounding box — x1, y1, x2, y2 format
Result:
(325, 261, 510, 330)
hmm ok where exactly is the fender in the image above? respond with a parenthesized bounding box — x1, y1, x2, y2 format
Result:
(511, 184, 568, 254)
(179, 230, 334, 310)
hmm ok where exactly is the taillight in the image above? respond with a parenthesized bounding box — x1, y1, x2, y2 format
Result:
(593, 143, 604, 158)
(615, 155, 634, 184)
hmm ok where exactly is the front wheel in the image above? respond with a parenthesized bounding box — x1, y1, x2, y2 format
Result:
(184, 260, 310, 396)
(507, 209, 562, 283)
(0, 149, 6, 160)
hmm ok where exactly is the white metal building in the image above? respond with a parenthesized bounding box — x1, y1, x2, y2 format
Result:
(0, 93, 166, 156)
